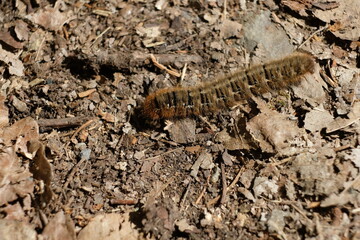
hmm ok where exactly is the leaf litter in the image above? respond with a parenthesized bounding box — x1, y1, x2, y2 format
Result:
(0, 0, 359, 239)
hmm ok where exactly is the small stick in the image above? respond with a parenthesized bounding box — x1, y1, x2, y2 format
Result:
(198, 115, 218, 132)
(298, 25, 329, 49)
(35, 37, 46, 62)
(37, 116, 95, 128)
(63, 157, 87, 189)
(195, 173, 211, 205)
(110, 199, 137, 205)
(179, 181, 191, 211)
(70, 119, 96, 142)
(150, 54, 181, 77)
(222, 0, 227, 22)
(91, 27, 111, 47)
(227, 166, 245, 190)
(220, 162, 228, 204)
(207, 167, 244, 206)
(179, 63, 188, 85)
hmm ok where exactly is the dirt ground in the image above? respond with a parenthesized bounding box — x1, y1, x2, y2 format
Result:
(0, 0, 359, 239)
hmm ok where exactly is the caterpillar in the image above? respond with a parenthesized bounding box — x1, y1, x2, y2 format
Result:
(143, 52, 315, 120)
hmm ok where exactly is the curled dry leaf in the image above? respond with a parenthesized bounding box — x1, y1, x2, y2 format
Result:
(0, 117, 52, 207)
(0, 45, 24, 76)
(190, 151, 213, 177)
(0, 30, 23, 49)
(28, 140, 53, 205)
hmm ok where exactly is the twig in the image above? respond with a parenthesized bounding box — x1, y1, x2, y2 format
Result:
(110, 199, 137, 205)
(222, 0, 227, 22)
(227, 167, 245, 190)
(179, 181, 191, 211)
(195, 173, 211, 205)
(35, 36, 46, 62)
(63, 157, 87, 189)
(270, 156, 293, 167)
(70, 119, 96, 142)
(207, 167, 245, 207)
(220, 163, 227, 204)
(91, 27, 111, 47)
(142, 147, 184, 162)
(198, 115, 218, 132)
(180, 63, 188, 85)
(314, 213, 324, 240)
(298, 25, 329, 49)
(150, 54, 181, 77)
(37, 116, 95, 129)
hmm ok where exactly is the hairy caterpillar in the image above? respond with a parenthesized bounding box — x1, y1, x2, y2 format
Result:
(143, 52, 315, 120)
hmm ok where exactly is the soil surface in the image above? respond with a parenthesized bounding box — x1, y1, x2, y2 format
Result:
(0, 0, 359, 239)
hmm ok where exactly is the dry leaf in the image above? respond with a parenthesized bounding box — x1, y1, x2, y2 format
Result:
(96, 108, 115, 123)
(326, 102, 360, 133)
(220, 19, 242, 39)
(0, 95, 9, 128)
(0, 31, 23, 49)
(166, 119, 196, 144)
(0, 45, 24, 76)
(313, 0, 360, 41)
(304, 107, 334, 132)
(14, 20, 29, 41)
(78, 213, 140, 240)
(28, 140, 53, 205)
(0, 219, 37, 240)
(246, 101, 303, 154)
(41, 211, 76, 240)
(0, 146, 34, 206)
(26, 6, 70, 31)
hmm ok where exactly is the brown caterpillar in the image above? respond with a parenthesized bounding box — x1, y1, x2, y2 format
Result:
(143, 52, 315, 120)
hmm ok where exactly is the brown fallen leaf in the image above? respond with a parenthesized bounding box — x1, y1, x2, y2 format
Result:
(78, 89, 97, 98)
(312, 0, 360, 41)
(0, 45, 24, 76)
(26, 6, 71, 31)
(0, 219, 37, 240)
(0, 30, 23, 49)
(326, 102, 360, 133)
(78, 212, 140, 240)
(14, 20, 29, 41)
(246, 100, 304, 155)
(281, 0, 312, 17)
(2, 202, 26, 221)
(165, 119, 196, 144)
(304, 107, 334, 132)
(28, 140, 53, 205)
(41, 211, 76, 240)
(96, 108, 115, 123)
(0, 146, 34, 206)
(0, 117, 39, 155)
